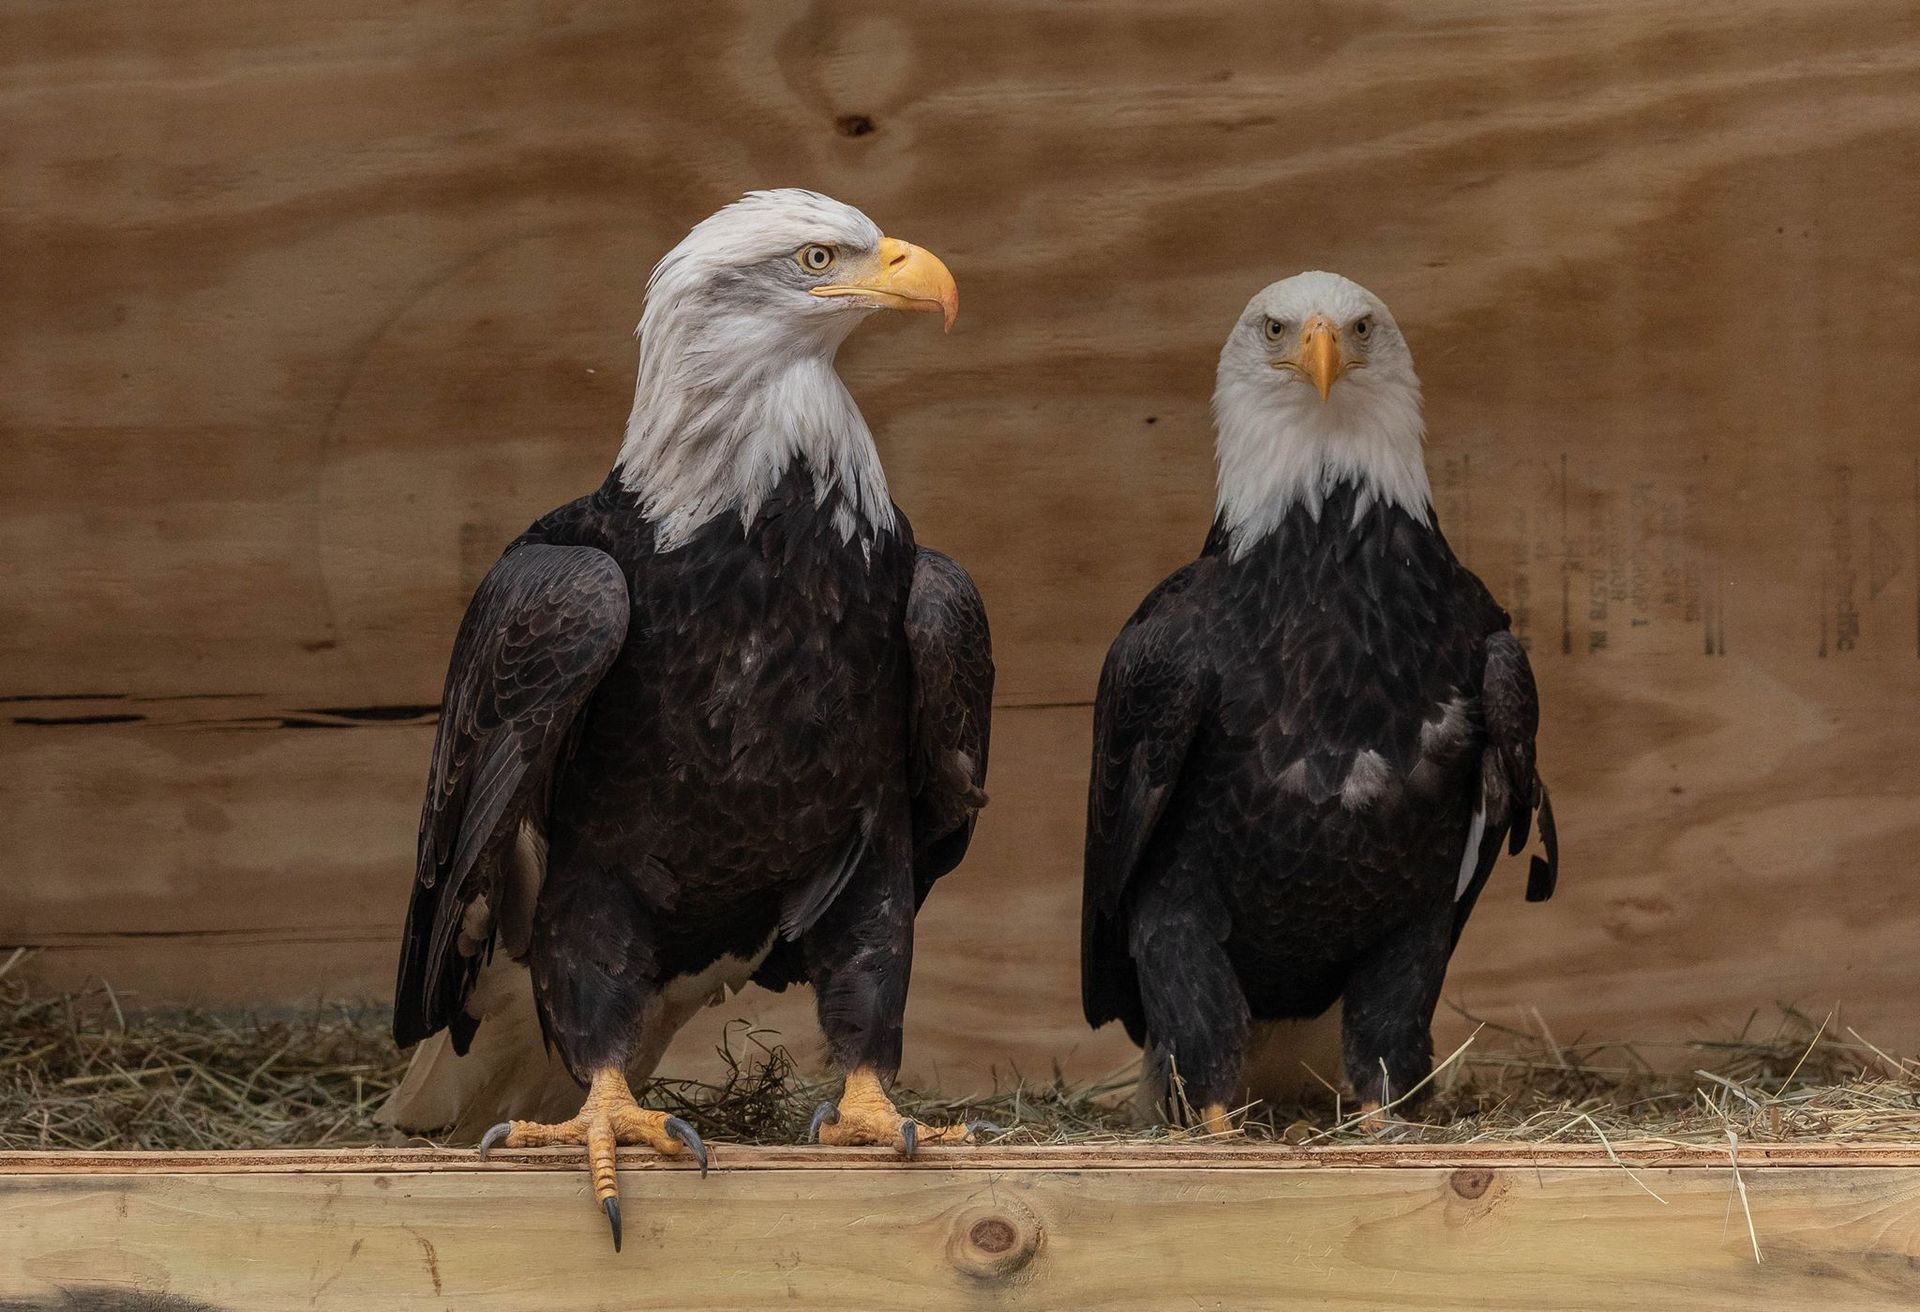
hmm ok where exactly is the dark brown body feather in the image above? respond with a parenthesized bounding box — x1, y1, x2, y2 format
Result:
(1083, 481, 1555, 1112)
(394, 463, 991, 1090)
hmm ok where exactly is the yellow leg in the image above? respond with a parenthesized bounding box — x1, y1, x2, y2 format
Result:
(808, 1066, 984, 1157)
(1198, 1102, 1237, 1137)
(478, 1067, 706, 1251)
(1354, 1098, 1396, 1135)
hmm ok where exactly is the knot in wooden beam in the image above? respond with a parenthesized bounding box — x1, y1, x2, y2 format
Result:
(947, 1198, 1043, 1282)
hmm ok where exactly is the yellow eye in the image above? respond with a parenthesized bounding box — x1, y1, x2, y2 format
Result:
(1353, 315, 1373, 339)
(1262, 317, 1287, 343)
(798, 244, 835, 272)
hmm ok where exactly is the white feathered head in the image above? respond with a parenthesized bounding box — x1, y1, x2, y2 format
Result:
(1212, 271, 1430, 554)
(617, 190, 957, 548)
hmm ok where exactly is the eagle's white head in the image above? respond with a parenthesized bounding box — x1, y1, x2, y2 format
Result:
(1211, 271, 1430, 557)
(616, 189, 958, 549)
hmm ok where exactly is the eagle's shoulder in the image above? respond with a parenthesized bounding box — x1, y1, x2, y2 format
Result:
(519, 477, 653, 562)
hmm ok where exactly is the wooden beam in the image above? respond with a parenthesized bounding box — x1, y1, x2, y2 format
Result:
(9, 1142, 1920, 1172)
(5, 1148, 1920, 1309)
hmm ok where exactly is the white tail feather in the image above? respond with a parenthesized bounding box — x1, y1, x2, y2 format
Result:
(377, 958, 579, 1142)
(378, 935, 777, 1144)
(1133, 1007, 1346, 1124)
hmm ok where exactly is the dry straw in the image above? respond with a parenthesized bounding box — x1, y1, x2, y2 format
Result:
(4, 955, 1915, 1152)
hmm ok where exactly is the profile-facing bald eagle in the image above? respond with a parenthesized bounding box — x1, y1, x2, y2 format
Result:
(1083, 272, 1556, 1132)
(384, 191, 991, 1247)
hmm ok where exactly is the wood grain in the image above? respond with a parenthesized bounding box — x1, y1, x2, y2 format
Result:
(6, 0, 1920, 1089)
(7, 1152, 1920, 1309)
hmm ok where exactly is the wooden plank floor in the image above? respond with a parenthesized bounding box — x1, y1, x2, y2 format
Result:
(5, 1147, 1920, 1309)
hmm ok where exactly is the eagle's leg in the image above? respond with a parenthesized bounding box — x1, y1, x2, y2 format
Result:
(477, 1067, 705, 1251)
(1131, 875, 1250, 1135)
(1339, 906, 1453, 1131)
(808, 1064, 977, 1154)
(801, 837, 982, 1156)
(483, 867, 707, 1250)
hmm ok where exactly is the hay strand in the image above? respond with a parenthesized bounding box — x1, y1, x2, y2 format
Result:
(4, 970, 1917, 1152)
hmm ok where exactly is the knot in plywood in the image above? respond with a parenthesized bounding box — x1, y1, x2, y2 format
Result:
(947, 1198, 1042, 1282)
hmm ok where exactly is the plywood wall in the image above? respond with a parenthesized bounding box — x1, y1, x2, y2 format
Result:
(5, 0, 1920, 1089)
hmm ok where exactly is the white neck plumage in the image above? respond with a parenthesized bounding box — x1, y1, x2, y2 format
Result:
(1211, 371, 1432, 559)
(614, 326, 894, 553)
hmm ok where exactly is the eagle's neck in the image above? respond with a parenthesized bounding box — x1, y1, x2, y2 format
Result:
(1211, 374, 1431, 559)
(615, 345, 894, 552)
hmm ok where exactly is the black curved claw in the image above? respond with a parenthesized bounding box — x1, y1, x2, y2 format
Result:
(808, 1100, 840, 1143)
(664, 1116, 708, 1178)
(966, 1119, 1004, 1139)
(900, 1119, 918, 1161)
(477, 1121, 513, 1161)
(604, 1196, 622, 1253)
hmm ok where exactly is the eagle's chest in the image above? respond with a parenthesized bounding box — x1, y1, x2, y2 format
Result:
(1197, 547, 1486, 975)
(1215, 541, 1472, 801)
(656, 539, 903, 718)
(552, 486, 914, 879)
(628, 512, 911, 764)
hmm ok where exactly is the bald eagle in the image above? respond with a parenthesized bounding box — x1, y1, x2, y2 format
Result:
(1082, 272, 1557, 1132)
(384, 191, 991, 1247)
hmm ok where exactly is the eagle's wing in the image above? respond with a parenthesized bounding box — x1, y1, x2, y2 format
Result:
(1082, 562, 1212, 1039)
(903, 547, 994, 902)
(392, 543, 630, 1050)
(1451, 628, 1558, 945)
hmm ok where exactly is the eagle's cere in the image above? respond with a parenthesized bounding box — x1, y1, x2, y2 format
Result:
(1083, 271, 1558, 1134)
(385, 190, 990, 1250)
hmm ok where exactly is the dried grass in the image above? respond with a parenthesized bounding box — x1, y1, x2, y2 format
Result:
(0, 956, 406, 1151)
(1334, 1003, 1920, 1148)
(4, 954, 1915, 1152)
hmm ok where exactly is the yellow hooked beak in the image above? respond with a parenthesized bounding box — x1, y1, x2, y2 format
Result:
(810, 237, 959, 332)
(1277, 314, 1350, 403)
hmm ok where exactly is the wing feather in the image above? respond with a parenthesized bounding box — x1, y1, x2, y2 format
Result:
(903, 547, 994, 901)
(1451, 628, 1557, 945)
(393, 543, 630, 1049)
(1081, 562, 1213, 1037)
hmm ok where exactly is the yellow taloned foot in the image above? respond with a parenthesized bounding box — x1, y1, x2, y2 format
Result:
(1199, 1102, 1238, 1137)
(478, 1066, 707, 1252)
(808, 1066, 988, 1157)
(1167, 1101, 1239, 1139)
(1353, 1098, 1399, 1136)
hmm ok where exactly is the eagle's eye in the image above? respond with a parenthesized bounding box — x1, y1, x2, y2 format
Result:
(1353, 315, 1373, 339)
(1262, 317, 1288, 343)
(798, 244, 836, 273)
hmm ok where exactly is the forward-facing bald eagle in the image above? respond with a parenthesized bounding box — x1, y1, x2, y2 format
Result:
(384, 191, 991, 1247)
(1082, 272, 1557, 1132)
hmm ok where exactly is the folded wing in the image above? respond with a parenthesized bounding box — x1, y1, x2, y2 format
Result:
(393, 543, 631, 1050)
(1451, 628, 1559, 945)
(903, 547, 994, 901)
(1082, 563, 1213, 1042)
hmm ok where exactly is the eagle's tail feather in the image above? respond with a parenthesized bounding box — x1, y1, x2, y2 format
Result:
(1525, 783, 1558, 902)
(378, 957, 580, 1144)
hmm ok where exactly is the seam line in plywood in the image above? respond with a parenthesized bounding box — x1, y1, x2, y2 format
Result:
(1, 927, 384, 943)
